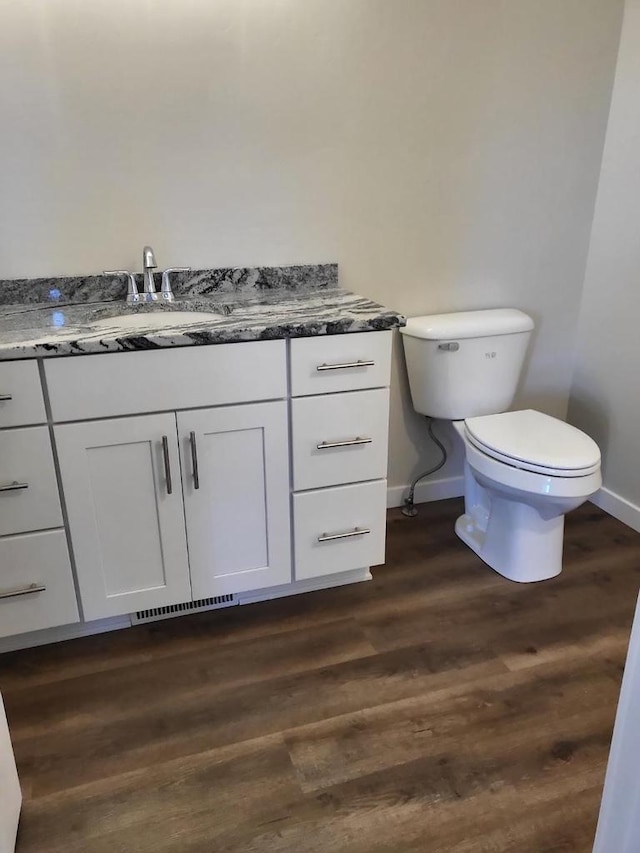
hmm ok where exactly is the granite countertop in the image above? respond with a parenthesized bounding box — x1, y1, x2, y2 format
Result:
(0, 264, 405, 360)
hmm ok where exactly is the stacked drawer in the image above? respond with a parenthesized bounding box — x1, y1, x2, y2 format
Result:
(0, 361, 78, 638)
(290, 331, 391, 580)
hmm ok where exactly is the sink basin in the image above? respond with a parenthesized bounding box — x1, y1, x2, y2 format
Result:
(90, 311, 224, 331)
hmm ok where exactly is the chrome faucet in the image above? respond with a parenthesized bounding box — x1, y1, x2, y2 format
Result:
(104, 247, 190, 304)
(142, 245, 158, 302)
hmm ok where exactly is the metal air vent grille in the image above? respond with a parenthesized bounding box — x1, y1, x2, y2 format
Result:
(131, 594, 237, 624)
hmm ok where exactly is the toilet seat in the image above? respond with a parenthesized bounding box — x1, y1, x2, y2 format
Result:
(463, 437, 602, 500)
(464, 409, 601, 477)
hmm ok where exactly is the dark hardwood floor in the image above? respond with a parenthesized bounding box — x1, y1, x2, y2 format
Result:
(2, 498, 640, 852)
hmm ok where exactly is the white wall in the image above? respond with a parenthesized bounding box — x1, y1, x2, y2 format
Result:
(568, 0, 640, 527)
(0, 0, 623, 494)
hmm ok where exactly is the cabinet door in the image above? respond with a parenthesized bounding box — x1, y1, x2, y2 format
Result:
(179, 401, 291, 598)
(55, 414, 191, 620)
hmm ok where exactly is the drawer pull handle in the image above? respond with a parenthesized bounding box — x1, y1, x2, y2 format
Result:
(190, 431, 200, 490)
(161, 436, 173, 495)
(318, 526, 371, 543)
(0, 394, 12, 402)
(316, 360, 375, 372)
(317, 437, 373, 450)
(0, 582, 46, 601)
(0, 482, 29, 493)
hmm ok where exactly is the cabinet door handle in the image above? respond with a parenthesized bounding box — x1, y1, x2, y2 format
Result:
(161, 435, 173, 495)
(190, 431, 200, 490)
(0, 394, 12, 402)
(318, 526, 371, 543)
(316, 360, 375, 372)
(317, 437, 372, 450)
(0, 482, 29, 493)
(0, 582, 46, 600)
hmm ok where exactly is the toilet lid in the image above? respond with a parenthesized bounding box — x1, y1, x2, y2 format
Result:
(464, 410, 601, 474)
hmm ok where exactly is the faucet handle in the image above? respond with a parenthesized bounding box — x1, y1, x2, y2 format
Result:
(103, 270, 140, 304)
(160, 267, 191, 303)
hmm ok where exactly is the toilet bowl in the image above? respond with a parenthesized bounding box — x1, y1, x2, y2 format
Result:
(399, 309, 602, 582)
(452, 411, 601, 582)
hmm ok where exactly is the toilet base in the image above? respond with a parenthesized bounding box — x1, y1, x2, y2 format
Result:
(455, 495, 564, 583)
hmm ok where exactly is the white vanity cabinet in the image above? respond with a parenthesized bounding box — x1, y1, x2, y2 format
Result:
(1, 329, 393, 643)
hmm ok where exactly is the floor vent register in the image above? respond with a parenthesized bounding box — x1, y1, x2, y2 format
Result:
(131, 595, 237, 624)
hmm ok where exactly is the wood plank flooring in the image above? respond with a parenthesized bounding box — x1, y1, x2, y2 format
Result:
(2, 498, 639, 852)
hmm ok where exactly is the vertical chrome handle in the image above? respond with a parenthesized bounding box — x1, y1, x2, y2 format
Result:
(161, 435, 172, 495)
(0, 394, 12, 402)
(190, 431, 200, 490)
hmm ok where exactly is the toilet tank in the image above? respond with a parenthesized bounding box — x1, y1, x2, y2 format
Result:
(400, 308, 534, 419)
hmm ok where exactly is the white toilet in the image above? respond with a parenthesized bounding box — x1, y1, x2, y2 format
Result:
(400, 308, 601, 582)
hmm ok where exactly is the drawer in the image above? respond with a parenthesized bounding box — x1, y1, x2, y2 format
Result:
(0, 530, 79, 638)
(0, 361, 46, 428)
(0, 427, 62, 536)
(290, 331, 392, 396)
(292, 388, 390, 490)
(293, 480, 387, 580)
(44, 340, 287, 422)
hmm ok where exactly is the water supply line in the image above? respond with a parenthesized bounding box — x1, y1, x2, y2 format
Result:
(402, 417, 448, 517)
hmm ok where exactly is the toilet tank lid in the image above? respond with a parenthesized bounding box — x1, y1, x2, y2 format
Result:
(399, 308, 534, 340)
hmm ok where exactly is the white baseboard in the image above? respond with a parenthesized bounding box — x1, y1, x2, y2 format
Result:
(591, 486, 640, 534)
(387, 475, 464, 508)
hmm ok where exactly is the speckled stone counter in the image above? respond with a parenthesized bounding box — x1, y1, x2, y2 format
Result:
(0, 264, 405, 359)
